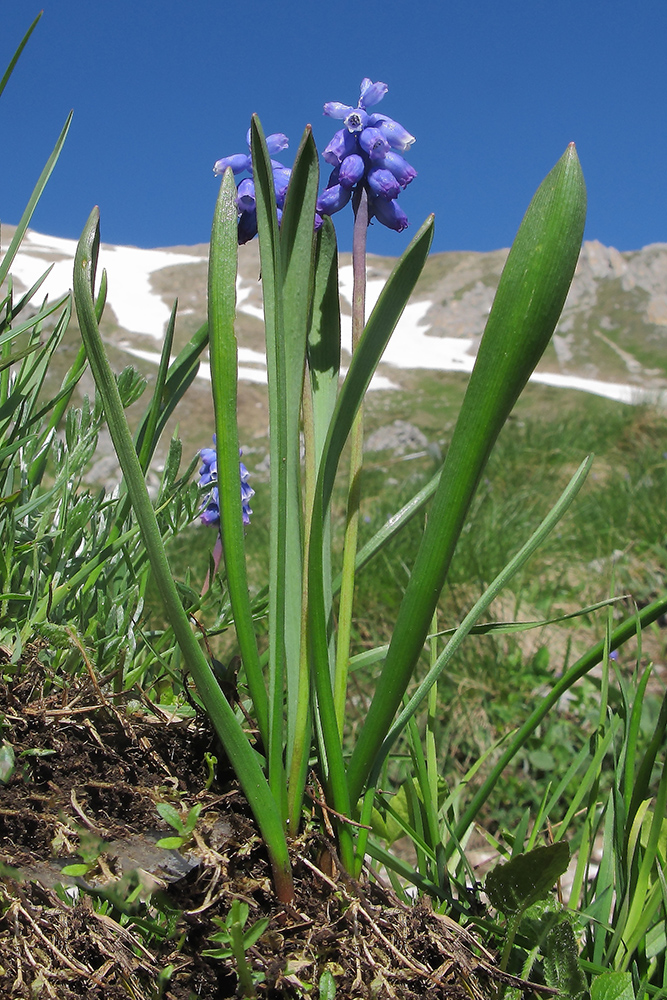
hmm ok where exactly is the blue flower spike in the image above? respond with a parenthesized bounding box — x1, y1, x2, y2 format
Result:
(198, 440, 254, 528)
(319, 78, 416, 231)
(214, 132, 291, 244)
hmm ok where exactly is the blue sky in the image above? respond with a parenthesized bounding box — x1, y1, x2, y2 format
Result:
(2, 0, 665, 257)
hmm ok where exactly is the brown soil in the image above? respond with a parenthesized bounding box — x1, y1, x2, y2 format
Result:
(0, 650, 531, 1000)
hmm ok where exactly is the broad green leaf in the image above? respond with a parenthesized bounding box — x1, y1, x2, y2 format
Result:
(485, 842, 570, 916)
(318, 968, 337, 1000)
(590, 971, 635, 1000)
(348, 144, 586, 803)
(278, 125, 319, 774)
(209, 167, 267, 743)
(306, 215, 434, 841)
(250, 114, 289, 807)
(307, 218, 340, 463)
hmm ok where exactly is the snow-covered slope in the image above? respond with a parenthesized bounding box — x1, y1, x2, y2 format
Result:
(3, 227, 667, 407)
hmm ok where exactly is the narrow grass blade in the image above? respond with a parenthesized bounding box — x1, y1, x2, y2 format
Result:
(73, 207, 293, 902)
(373, 455, 593, 780)
(133, 320, 209, 464)
(348, 144, 587, 803)
(0, 12, 42, 99)
(0, 112, 73, 288)
(209, 168, 268, 745)
(431, 596, 626, 638)
(136, 299, 178, 473)
(332, 468, 442, 594)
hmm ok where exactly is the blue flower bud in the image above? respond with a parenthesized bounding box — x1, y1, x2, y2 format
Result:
(371, 196, 409, 232)
(272, 166, 292, 206)
(359, 127, 390, 162)
(266, 132, 289, 156)
(244, 130, 289, 156)
(359, 79, 388, 109)
(200, 489, 220, 526)
(323, 128, 358, 166)
(323, 101, 355, 120)
(367, 167, 400, 201)
(213, 153, 251, 176)
(316, 183, 352, 216)
(376, 151, 417, 188)
(236, 178, 256, 213)
(338, 154, 365, 189)
(238, 209, 258, 244)
(367, 114, 415, 153)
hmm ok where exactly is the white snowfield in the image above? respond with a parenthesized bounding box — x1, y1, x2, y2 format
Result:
(3, 229, 665, 406)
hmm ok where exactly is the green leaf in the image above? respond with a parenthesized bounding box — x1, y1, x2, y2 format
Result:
(156, 801, 185, 834)
(319, 968, 337, 1000)
(347, 144, 586, 804)
(0, 742, 15, 785)
(155, 836, 185, 850)
(208, 167, 268, 744)
(61, 863, 91, 877)
(242, 916, 270, 949)
(485, 842, 570, 916)
(74, 207, 293, 903)
(279, 125, 319, 765)
(543, 920, 588, 1000)
(306, 215, 434, 837)
(590, 971, 635, 1000)
(0, 12, 42, 100)
(250, 115, 289, 808)
(0, 112, 73, 288)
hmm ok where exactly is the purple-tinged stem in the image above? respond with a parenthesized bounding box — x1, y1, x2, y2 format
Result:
(333, 186, 369, 731)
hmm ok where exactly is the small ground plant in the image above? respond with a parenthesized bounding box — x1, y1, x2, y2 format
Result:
(1, 13, 666, 1000)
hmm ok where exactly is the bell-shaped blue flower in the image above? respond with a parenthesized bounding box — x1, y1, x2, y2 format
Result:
(323, 102, 356, 120)
(338, 154, 366, 189)
(377, 151, 417, 188)
(236, 178, 256, 213)
(367, 168, 401, 201)
(359, 127, 390, 162)
(368, 114, 416, 153)
(370, 195, 408, 232)
(359, 78, 388, 108)
(323, 128, 358, 167)
(213, 152, 251, 176)
(316, 183, 352, 216)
